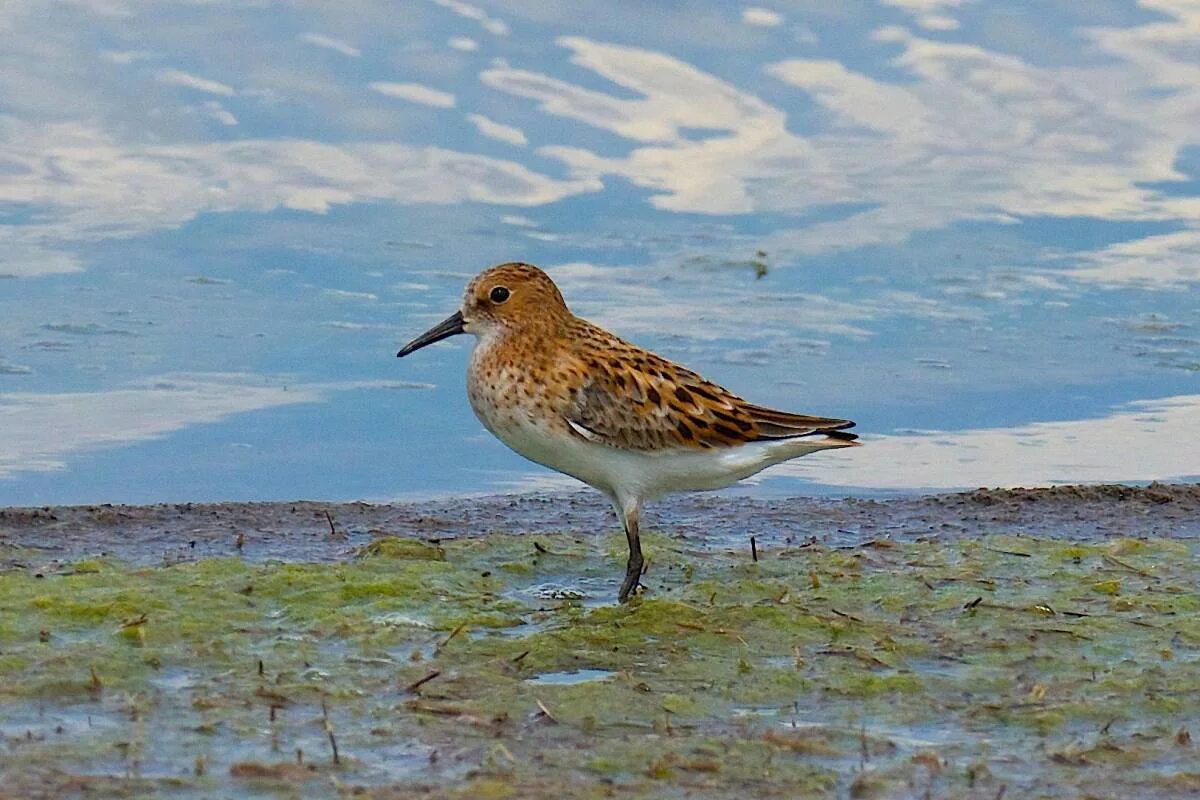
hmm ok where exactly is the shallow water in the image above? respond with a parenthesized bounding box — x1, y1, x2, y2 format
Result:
(526, 669, 615, 686)
(1, 2, 1199, 505)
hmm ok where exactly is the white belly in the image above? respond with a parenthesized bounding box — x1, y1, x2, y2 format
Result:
(474, 404, 836, 506)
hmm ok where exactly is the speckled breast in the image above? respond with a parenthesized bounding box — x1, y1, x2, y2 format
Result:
(466, 337, 563, 442)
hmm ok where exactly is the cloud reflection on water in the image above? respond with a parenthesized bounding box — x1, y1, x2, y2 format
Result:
(0, 375, 429, 480)
(482, 25, 1200, 266)
(0, 0, 1197, 499)
(0, 121, 599, 277)
(788, 393, 1200, 490)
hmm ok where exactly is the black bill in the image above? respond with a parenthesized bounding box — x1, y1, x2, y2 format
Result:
(397, 310, 465, 357)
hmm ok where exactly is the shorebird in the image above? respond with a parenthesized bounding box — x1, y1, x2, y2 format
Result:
(397, 262, 859, 601)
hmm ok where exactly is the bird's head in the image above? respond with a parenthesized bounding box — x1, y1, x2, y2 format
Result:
(397, 262, 569, 357)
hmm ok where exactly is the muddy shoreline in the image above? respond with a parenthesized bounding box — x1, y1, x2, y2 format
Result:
(3, 483, 1198, 569)
(3, 482, 1199, 799)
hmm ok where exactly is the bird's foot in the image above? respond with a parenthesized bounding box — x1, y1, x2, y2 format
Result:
(618, 555, 644, 603)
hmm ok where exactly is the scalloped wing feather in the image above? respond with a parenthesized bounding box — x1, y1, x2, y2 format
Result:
(562, 325, 856, 452)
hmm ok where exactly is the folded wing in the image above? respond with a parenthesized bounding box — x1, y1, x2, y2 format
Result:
(564, 343, 855, 451)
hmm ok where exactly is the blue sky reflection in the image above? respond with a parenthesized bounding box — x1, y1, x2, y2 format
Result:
(0, 0, 1197, 503)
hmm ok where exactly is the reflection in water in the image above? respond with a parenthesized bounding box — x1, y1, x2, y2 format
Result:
(0, 1, 1197, 502)
(0, 123, 601, 278)
(483, 28, 1200, 262)
(781, 394, 1200, 490)
(0, 376, 427, 479)
(1066, 230, 1200, 289)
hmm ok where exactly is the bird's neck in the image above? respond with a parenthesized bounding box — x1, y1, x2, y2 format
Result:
(472, 314, 570, 370)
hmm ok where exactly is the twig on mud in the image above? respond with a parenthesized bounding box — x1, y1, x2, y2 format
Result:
(324, 511, 345, 540)
(438, 621, 468, 651)
(750, 536, 758, 563)
(984, 546, 1031, 557)
(830, 608, 864, 623)
(1032, 627, 1093, 640)
(405, 699, 468, 717)
(1102, 554, 1154, 578)
(405, 670, 441, 694)
(321, 698, 340, 766)
(402, 701, 505, 728)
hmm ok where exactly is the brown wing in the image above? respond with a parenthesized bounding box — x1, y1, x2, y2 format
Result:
(563, 337, 856, 451)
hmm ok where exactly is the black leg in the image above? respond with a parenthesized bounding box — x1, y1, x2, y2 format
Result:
(617, 503, 643, 603)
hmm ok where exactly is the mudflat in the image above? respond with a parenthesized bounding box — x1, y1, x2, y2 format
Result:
(1, 484, 1198, 798)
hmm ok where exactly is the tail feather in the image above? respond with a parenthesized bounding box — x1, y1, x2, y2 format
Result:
(745, 403, 858, 443)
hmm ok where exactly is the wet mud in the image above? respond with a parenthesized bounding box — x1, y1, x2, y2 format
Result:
(1, 484, 1198, 798)
(4, 482, 1198, 569)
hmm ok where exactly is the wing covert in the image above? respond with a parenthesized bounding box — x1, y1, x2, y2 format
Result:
(564, 353, 762, 450)
(560, 323, 856, 451)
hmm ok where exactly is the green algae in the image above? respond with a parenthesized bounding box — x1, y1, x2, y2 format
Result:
(1, 530, 1198, 799)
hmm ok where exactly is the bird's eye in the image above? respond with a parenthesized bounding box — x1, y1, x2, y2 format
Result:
(489, 286, 511, 304)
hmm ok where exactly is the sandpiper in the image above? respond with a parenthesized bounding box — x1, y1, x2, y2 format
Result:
(398, 262, 859, 601)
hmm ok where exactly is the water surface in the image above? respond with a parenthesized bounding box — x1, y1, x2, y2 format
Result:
(1, 1, 1198, 504)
